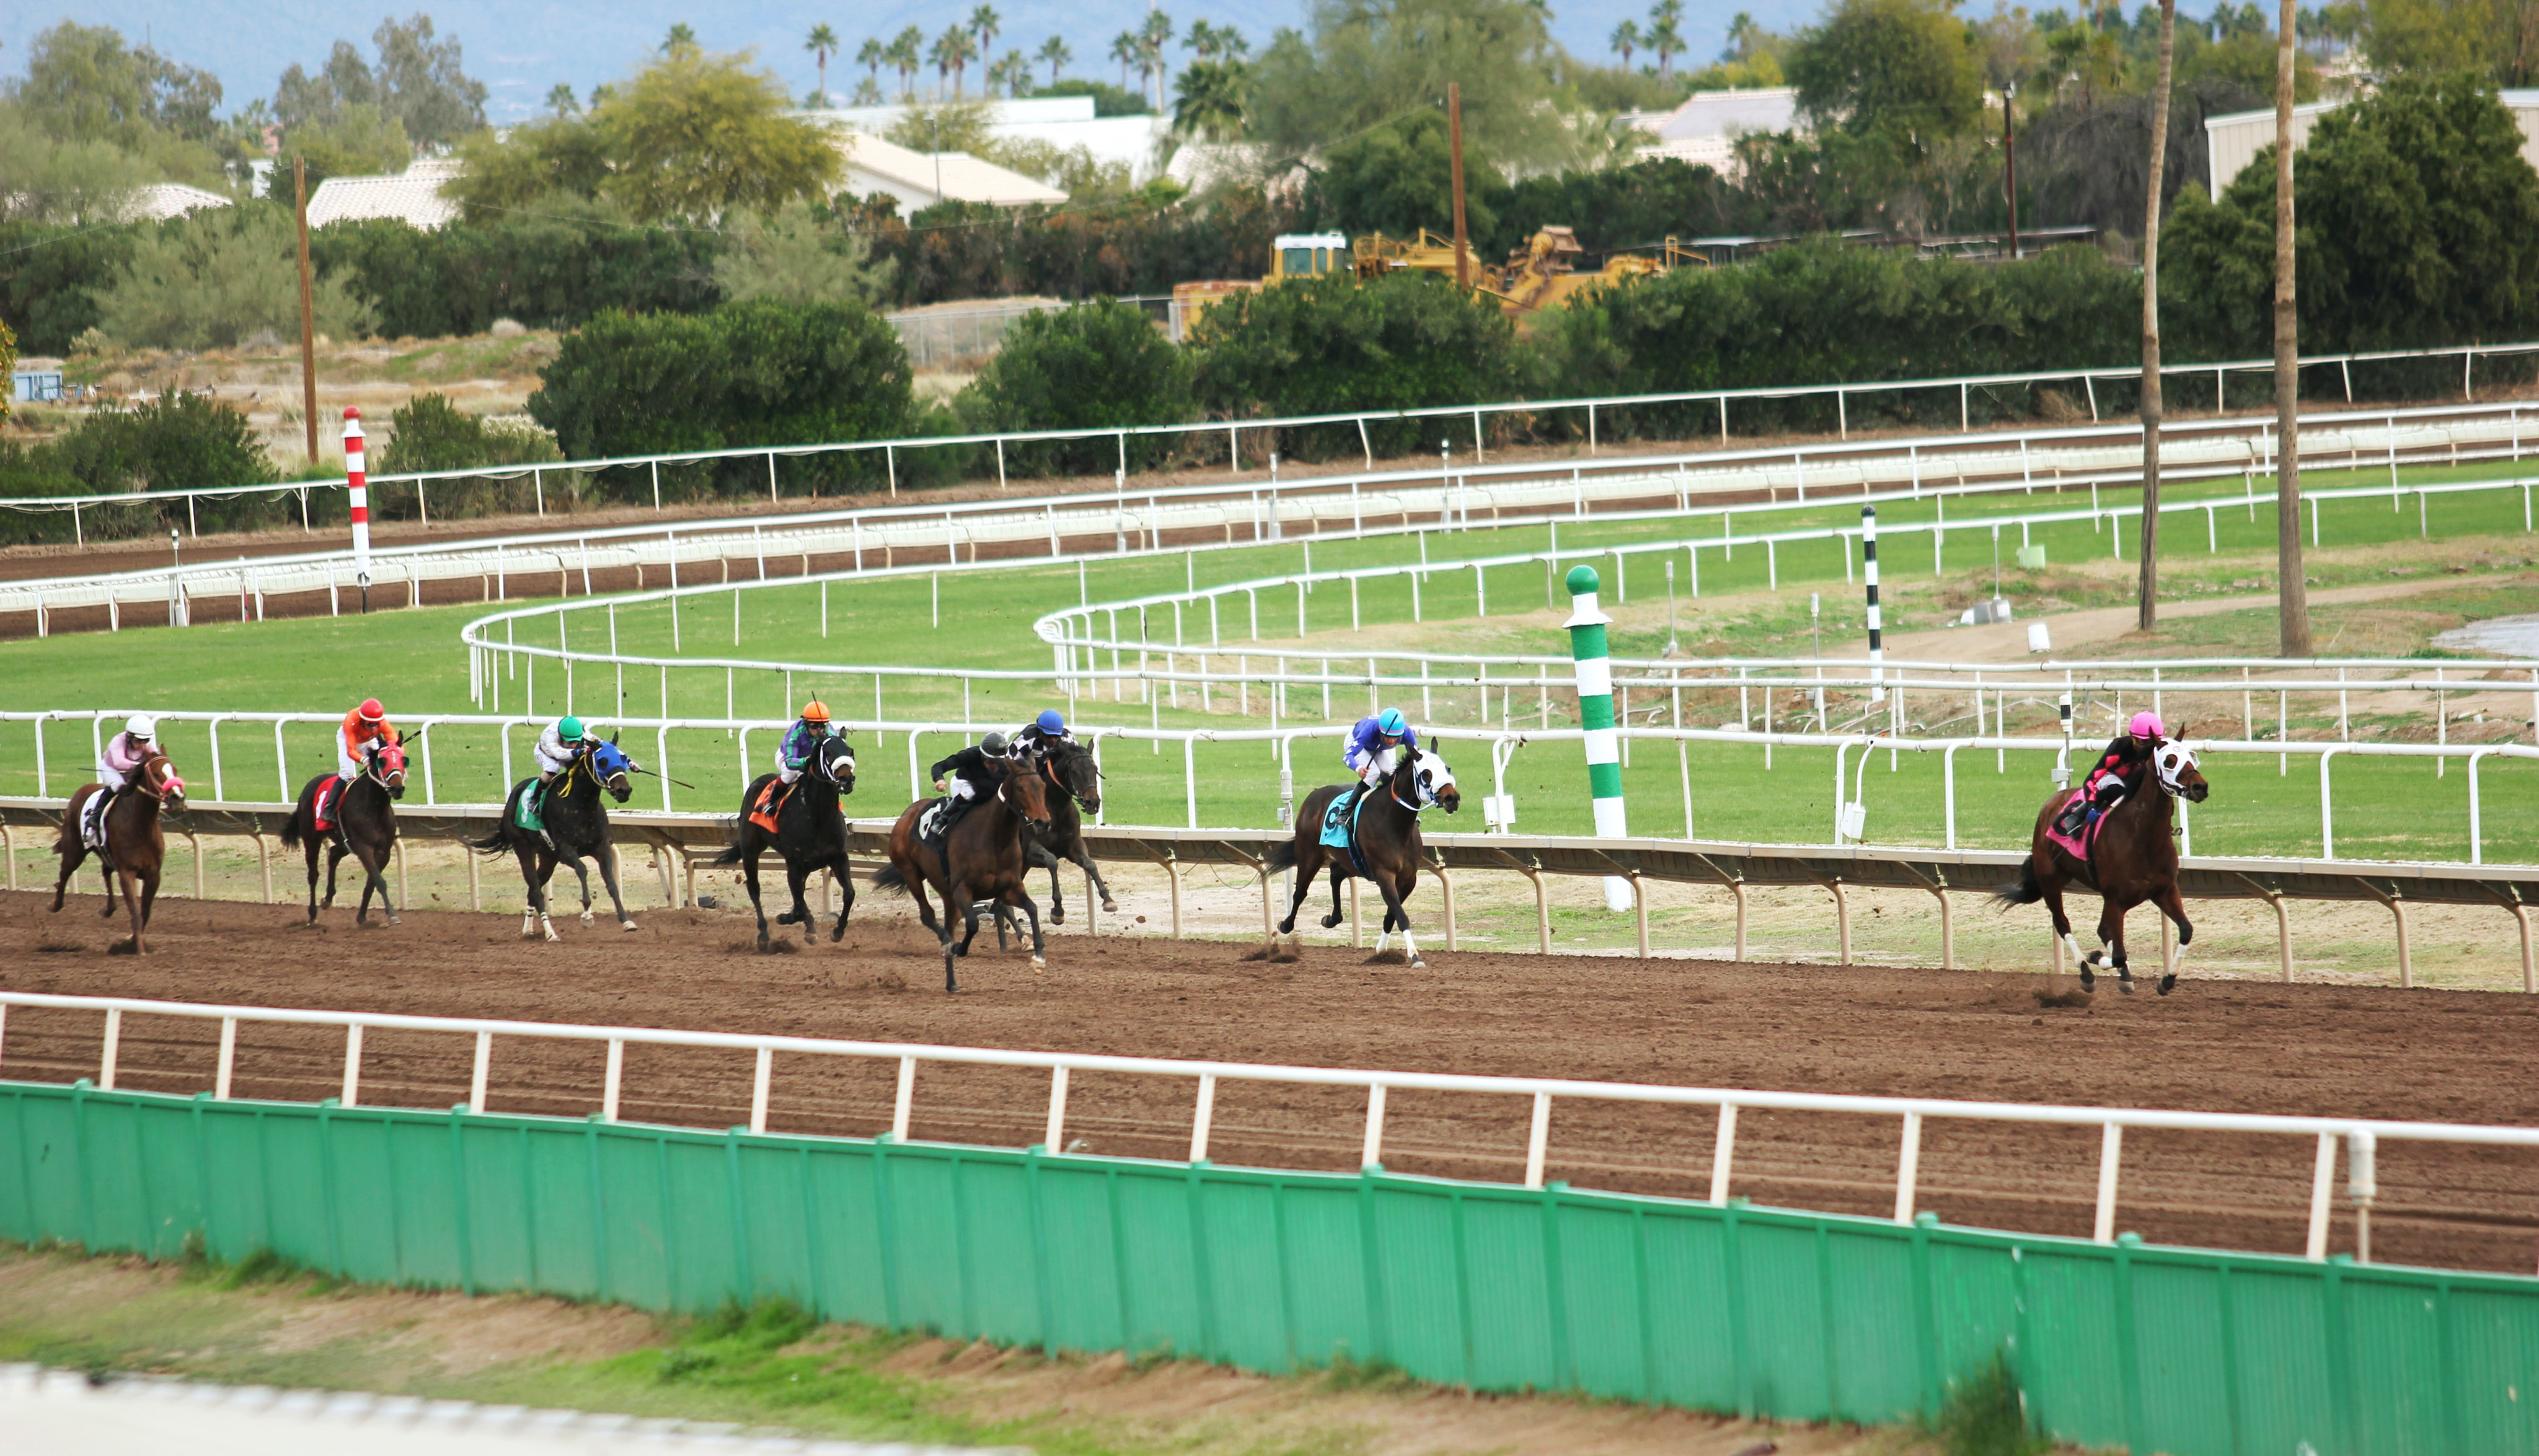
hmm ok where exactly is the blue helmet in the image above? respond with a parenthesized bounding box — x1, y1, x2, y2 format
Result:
(1375, 707, 1407, 736)
(1036, 708, 1066, 733)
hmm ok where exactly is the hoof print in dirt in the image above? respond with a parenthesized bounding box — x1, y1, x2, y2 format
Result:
(1364, 948, 1411, 966)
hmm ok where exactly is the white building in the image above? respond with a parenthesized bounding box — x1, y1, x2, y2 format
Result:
(806, 95, 1171, 185)
(304, 158, 464, 230)
(117, 182, 234, 222)
(1622, 87, 1803, 177)
(2204, 89, 2539, 192)
(834, 133, 1067, 210)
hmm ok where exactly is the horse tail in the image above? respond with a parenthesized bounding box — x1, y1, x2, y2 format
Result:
(1265, 838, 1298, 874)
(280, 810, 303, 850)
(466, 827, 511, 855)
(870, 863, 907, 896)
(707, 842, 743, 867)
(1991, 855, 2043, 909)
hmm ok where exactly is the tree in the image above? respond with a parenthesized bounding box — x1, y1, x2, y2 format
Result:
(276, 102, 414, 185)
(1111, 32, 1142, 90)
(1142, 10, 1178, 105)
(444, 111, 614, 218)
(0, 104, 157, 224)
(1247, 0, 1592, 180)
(15, 22, 225, 149)
(806, 24, 841, 105)
(1648, 0, 1687, 75)
(2361, 0, 2539, 84)
(714, 200, 891, 304)
(932, 25, 978, 97)
(971, 6, 1005, 63)
(1611, 19, 1643, 67)
(368, 15, 489, 149)
(2139, 0, 2177, 630)
(2272, 0, 2310, 655)
(663, 25, 700, 55)
(94, 203, 371, 349)
(544, 82, 581, 116)
(1038, 36, 1074, 86)
(1787, 0, 1984, 136)
(890, 28, 925, 99)
(959, 299, 1194, 474)
(1174, 59, 1250, 140)
(1305, 108, 1502, 236)
(591, 48, 841, 223)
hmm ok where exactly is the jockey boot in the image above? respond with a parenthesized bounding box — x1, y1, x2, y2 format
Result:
(2054, 794, 2090, 837)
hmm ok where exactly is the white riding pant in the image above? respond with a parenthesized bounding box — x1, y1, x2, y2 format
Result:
(97, 764, 129, 793)
(533, 744, 573, 780)
(337, 744, 364, 781)
(947, 775, 979, 802)
(1346, 745, 1397, 787)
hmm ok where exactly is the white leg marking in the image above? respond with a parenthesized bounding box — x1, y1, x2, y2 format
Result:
(521, 909, 537, 938)
(1374, 927, 1392, 954)
(2062, 932, 2090, 966)
(1401, 930, 1421, 964)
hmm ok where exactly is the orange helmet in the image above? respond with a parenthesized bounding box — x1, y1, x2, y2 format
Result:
(800, 699, 831, 723)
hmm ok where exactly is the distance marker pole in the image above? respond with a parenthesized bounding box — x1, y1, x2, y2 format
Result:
(1861, 505, 1886, 704)
(344, 407, 373, 612)
(1564, 565, 1634, 912)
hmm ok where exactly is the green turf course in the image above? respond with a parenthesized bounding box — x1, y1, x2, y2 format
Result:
(0, 459, 2530, 861)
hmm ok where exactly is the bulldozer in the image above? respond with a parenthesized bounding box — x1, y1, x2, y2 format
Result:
(1172, 227, 1698, 335)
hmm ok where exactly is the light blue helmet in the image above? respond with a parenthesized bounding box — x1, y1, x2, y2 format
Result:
(1375, 707, 1407, 736)
(1036, 709, 1066, 733)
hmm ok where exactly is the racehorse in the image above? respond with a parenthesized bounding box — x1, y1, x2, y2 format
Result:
(978, 736, 1110, 947)
(1267, 744, 1460, 968)
(281, 740, 407, 927)
(872, 757, 1053, 992)
(1995, 733, 2210, 995)
(710, 734, 857, 949)
(471, 738, 642, 941)
(51, 744, 186, 954)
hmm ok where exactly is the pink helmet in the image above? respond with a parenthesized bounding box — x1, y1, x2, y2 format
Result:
(2129, 710, 2165, 738)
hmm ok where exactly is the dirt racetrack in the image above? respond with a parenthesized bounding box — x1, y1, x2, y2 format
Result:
(6, 886, 2539, 1278)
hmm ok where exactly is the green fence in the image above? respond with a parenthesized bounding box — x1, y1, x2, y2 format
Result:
(6, 1077, 2537, 1454)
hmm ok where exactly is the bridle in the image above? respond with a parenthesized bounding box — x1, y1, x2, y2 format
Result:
(1388, 748, 1450, 813)
(130, 751, 183, 803)
(1036, 743, 1100, 808)
(2152, 738, 2199, 797)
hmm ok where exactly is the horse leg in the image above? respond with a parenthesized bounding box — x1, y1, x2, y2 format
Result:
(512, 847, 551, 940)
(136, 867, 161, 951)
(322, 843, 346, 911)
(740, 847, 771, 948)
(941, 888, 972, 993)
(1321, 865, 1348, 930)
(115, 863, 146, 953)
(784, 860, 815, 943)
(1069, 843, 1117, 915)
(1007, 886, 1047, 971)
(561, 854, 593, 927)
(953, 879, 982, 959)
(2041, 881, 2093, 992)
(827, 857, 854, 941)
(1031, 844, 1066, 925)
(530, 854, 560, 941)
(49, 831, 86, 913)
(1372, 871, 1423, 968)
(369, 844, 402, 927)
(2154, 884, 2191, 996)
(2096, 898, 2134, 994)
(1278, 847, 1320, 935)
(595, 843, 638, 931)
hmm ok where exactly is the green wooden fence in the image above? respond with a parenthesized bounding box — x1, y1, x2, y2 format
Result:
(6, 1077, 2536, 1454)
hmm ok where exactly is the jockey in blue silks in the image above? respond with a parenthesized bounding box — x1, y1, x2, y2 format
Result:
(1343, 706, 1417, 812)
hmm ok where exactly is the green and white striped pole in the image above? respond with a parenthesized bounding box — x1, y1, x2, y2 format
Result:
(1564, 565, 1635, 912)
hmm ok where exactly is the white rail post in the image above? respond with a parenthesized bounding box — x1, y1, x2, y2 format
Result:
(891, 1056, 916, 1141)
(1044, 1065, 1069, 1151)
(99, 1007, 121, 1090)
(1361, 1082, 1387, 1169)
(603, 1038, 624, 1122)
(1524, 1090, 1553, 1189)
(1189, 1074, 1216, 1162)
(469, 1030, 492, 1113)
(1893, 1111, 1922, 1223)
(2305, 1131, 2338, 1261)
(749, 1046, 773, 1134)
(2093, 1122, 2123, 1243)
(1710, 1103, 1738, 1203)
(340, 1023, 363, 1108)
(214, 1017, 237, 1100)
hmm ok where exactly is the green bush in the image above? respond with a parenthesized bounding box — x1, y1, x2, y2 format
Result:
(958, 300, 1193, 476)
(370, 392, 563, 519)
(1190, 270, 1524, 460)
(0, 392, 282, 542)
(528, 298, 912, 502)
(1302, 111, 1504, 242)
(0, 220, 136, 355)
(94, 203, 371, 350)
(1527, 237, 2140, 440)
(314, 200, 727, 340)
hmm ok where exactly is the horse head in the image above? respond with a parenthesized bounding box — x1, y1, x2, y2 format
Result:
(138, 747, 186, 810)
(815, 735, 857, 794)
(1044, 739, 1100, 814)
(1000, 759, 1053, 831)
(587, 739, 635, 803)
(374, 742, 408, 800)
(1396, 745, 1461, 814)
(2153, 734, 2208, 803)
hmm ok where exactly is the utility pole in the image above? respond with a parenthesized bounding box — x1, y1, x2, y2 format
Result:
(2138, 0, 2176, 631)
(2274, 0, 2312, 655)
(2001, 82, 2020, 260)
(1447, 82, 1470, 290)
(293, 156, 319, 469)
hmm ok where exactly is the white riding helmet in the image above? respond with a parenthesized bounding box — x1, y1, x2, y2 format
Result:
(126, 715, 157, 743)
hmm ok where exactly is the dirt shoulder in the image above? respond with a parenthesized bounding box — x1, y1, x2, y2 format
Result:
(0, 1244, 1920, 1456)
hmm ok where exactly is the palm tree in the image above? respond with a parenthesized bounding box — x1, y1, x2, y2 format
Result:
(2137, 0, 2175, 629)
(1646, 1, 1684, 77)
(890, 27, 924, 99)
(1173, 58, 1245, 140)
(1186, 18, 1219, 60)
(1038, 35, 1072, 87)
(1110, 30, 1140, 90)
(662, 22, 698, 55)
(1610, 17, 1641, 67)
(806, 24, 840, 105)
(1725, 11, 1762, 60)
(544, 82, 580, 115)
(970, 4, 1003, 63)
(1141, 9, 1176, 105)
(931, 24, 977, 97)
(857, 37, 885, 89)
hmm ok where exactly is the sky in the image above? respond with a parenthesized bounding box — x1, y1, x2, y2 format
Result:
(2, 0, 1827, 125)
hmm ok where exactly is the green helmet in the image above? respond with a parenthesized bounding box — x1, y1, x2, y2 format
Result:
(559, 715, 585, 740)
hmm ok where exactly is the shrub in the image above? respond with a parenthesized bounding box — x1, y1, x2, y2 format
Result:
(0, 392, 282, 541)
(314, 200, 726, 339)
(528, 298, 912, 502)
(0, 220, 138, 355)
(94, 203, 371, 350)
(1190, 270, 1524, 460)
(370, 392, 564, 519)
(958, 299, 1193, 476)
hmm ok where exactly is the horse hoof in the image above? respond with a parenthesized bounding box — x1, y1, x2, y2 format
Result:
(387, 915, 402, 926)
(776, 911, 800, 925)
(2118, 978, 2136, 995)
(1032, 955, 1047, 972)
(1410, 956, 1428, 969)
(2157, 974, 2178, 996)
(580, 912, 594, 927)
(620, 920, 640, 932)
(2078, 966, 2095, 992)
(1100, 899, 1118, 914)
(1320, 914, 1341, 929)
(542, 925, 560, 943)
(1049, 907, 1065, 924)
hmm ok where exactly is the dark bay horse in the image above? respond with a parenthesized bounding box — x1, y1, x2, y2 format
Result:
(471, 738, 641, 941)
(1268, 744, 1460, 968)
(51, 745, 186, 953)
(710, 734, 857, 948)
(873, 758, 1052, 992)
(1995, 734, 2210, 995)
(981, 737, 1110, 947)
(281, 740, 407, 927)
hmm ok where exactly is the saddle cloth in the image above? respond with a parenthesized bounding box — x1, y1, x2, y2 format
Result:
(917, 797, 953, 850)
(516, 783, 545, 832)
(81, 790, 112, 852)
(748, 778, 789, 834)
(1319, 791, 1356, 849)
(2044, 785, 2106, 863)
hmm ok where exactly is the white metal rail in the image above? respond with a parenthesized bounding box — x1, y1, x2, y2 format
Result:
(0, 990, 2517, 1263)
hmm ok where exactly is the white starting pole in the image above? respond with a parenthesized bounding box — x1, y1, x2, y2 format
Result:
(344, 407, 373, 610)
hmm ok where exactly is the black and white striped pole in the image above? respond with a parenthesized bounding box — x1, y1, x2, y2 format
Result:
(1861, 505, 1886, 705)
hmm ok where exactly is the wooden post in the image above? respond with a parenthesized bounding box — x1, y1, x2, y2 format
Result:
(294, 157, 320, 469)
(1447, 82, 1469, 291)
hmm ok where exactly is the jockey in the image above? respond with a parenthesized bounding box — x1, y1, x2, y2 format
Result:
(87, 714, 156, 844)
(751, 700, 833, 821)
(319, 699, 399, 827)
(2059, 710, 2163, 835)
(532, 713, 593, 806)
(1010, 708, 1072, 766)
(1343, 707, 1417, 809)
(930, 730, 1010, 831)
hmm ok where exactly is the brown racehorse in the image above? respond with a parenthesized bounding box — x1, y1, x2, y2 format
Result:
(982, 737, 1108, 948)
(1267, 744, 1460, 968)
(51, 746, 187, 954)
(281, 740, 408, 926)
(1995, 734, 2210, 995)
(872, 758, 1053, 992)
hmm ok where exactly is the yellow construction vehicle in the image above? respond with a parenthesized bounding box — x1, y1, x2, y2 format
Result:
(1172, 227, 1697, 335)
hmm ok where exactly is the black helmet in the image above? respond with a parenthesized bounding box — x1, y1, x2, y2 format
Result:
(982, 731, 1009, 756)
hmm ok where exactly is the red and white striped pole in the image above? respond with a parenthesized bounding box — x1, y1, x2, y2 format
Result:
(343, 407, 373, 611)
